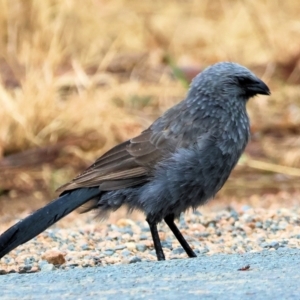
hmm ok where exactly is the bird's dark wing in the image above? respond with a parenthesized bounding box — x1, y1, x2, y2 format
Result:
(56, 100, 201, 193)
(56, 126, 178, 193)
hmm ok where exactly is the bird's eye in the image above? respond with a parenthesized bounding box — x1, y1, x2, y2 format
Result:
(236, 76, 254, 86)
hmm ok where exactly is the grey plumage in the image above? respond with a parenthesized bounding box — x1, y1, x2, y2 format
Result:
(0, 62, 270, 261)
(59, 62, 268, 222)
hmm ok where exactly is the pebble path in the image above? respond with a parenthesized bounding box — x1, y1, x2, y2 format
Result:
(1, 199, 300, 275)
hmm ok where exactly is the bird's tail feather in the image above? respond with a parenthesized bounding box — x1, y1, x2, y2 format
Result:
(0, 187, 100, 259)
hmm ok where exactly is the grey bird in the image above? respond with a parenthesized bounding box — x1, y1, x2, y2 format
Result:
(0, 62, 270, 261)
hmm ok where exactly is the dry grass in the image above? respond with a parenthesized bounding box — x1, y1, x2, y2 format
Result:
(1, 0, 300, 199)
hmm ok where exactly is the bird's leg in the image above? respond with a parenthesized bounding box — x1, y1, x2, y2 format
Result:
(164, 214, 197, 258)
(146, 217, 165, 261)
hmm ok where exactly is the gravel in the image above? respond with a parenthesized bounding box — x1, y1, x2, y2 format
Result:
(0, 205, 300, 274)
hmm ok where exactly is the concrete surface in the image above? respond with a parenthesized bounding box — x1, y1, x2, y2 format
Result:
(0, 248, 299, 299)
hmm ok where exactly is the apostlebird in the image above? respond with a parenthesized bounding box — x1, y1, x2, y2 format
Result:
(0, 62, 270, 261)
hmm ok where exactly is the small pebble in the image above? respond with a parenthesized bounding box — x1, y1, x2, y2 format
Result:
(261, 241, 280, 250)
(126, 242, 136, 251)
(42, 250, 66, 265)
(136, 244, 147, 252)
(18, 265, 32, 273)
(103, 250, 115, 256)
(129, 256, 142, 264)
(40, 263, 55, 272)
(255, 222, 263, 228)
(172, 247, 185, 255)
(68, 245, 75, 251)
(139, 234, 148, 240)
(81, 244, 91, 251)
(121, 250, 131, 257)
(114, 245, 126, 251)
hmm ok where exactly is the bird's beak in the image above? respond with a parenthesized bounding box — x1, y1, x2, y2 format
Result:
(247, 79, 271, 96)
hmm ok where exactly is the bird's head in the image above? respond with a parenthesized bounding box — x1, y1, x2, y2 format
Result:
(191, 62, 270, 100)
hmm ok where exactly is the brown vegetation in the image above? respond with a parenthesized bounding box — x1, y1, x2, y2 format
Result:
(1, 0, 300, 214)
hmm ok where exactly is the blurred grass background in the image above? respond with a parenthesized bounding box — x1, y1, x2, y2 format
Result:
(1, 0, 300, 216)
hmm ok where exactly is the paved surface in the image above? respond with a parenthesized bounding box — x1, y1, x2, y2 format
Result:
(0, 248, 299, 299)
